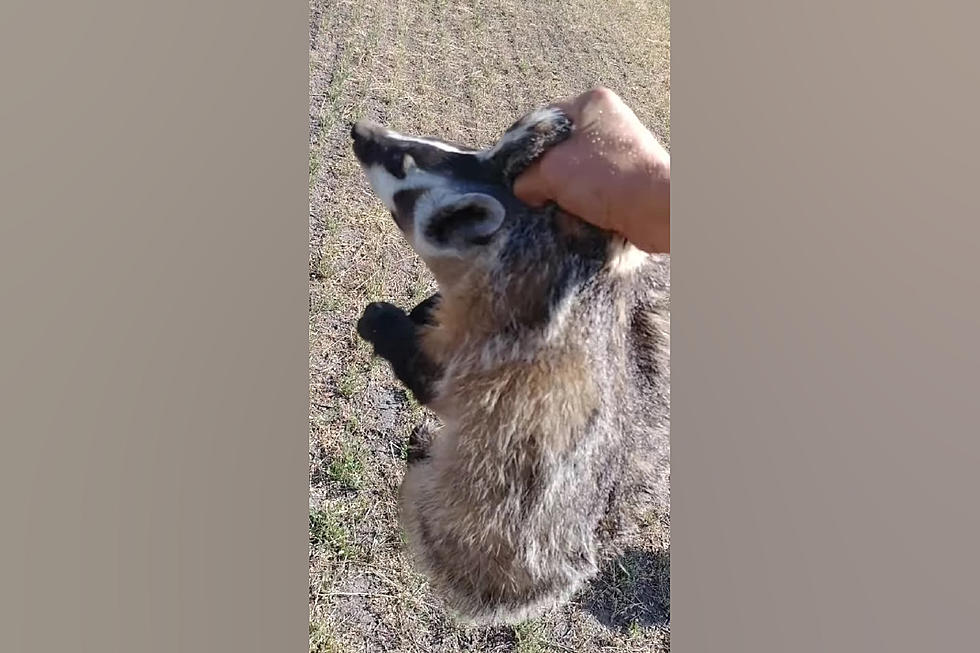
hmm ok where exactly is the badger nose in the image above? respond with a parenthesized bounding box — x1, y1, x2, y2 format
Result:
(351, 119, 385, 142)
(350, 119, 388, 164)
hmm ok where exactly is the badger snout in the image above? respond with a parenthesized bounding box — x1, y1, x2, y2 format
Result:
(350, 119, 386, 146)
(350, 119, 389, 167)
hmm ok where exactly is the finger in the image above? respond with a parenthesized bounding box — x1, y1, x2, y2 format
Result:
(512, 162, 554, 207)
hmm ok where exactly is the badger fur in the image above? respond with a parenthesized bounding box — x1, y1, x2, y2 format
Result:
(349, 105, 669, 625)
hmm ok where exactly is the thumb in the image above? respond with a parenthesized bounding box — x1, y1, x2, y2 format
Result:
(512, 161, 555, 208)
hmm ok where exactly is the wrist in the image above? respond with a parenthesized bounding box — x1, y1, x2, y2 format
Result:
(616, 142, 670, 252)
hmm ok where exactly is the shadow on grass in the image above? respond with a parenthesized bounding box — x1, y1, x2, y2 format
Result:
(582, 547, 670, 632)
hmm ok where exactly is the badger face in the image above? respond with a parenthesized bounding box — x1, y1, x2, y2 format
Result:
(350, 108, 574, 289)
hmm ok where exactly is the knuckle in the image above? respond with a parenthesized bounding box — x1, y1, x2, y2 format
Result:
(586, 86, 617, 104)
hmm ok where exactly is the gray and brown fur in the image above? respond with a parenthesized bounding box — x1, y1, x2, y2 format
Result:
(350, 105, 669, 624)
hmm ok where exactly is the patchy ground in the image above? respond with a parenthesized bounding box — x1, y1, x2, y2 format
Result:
(309, 1, 670, 650)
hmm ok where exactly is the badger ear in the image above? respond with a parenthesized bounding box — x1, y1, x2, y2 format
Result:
(421, 193, 506, 248)
(487, 106, 574, 184)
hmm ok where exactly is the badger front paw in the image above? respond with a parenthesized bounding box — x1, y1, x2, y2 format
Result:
(357, 302, 405, 341)
(357, 302, 419, 363)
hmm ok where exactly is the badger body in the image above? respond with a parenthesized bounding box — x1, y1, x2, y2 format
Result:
(350, 105, 669, 624)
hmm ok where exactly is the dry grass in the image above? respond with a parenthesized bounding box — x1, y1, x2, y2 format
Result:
(309, 1, 670, 650)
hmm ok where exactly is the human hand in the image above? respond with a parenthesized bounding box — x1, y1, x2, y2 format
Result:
(513, 87, 670, 253)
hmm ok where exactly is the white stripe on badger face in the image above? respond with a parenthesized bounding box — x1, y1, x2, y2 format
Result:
(477, 106, 566, 160)
(380, 127, 472, 154)
(358, 128, 469, 210)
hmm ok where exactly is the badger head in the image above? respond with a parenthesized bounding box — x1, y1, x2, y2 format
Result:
(350, 106, 647, 335)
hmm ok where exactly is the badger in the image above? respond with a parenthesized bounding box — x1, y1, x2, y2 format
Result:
(349, 103, 669, 625)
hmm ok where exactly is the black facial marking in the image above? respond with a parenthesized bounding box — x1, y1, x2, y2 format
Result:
(382, 150, 407, 179)
(392, 188, 425, 231)
(393, 188, 424, 215)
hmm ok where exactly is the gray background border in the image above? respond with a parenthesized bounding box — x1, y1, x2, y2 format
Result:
(2, 1, 978, 651)
(1, 2, 309, 651)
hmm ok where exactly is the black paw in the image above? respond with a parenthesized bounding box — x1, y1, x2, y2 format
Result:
(357, 302, 406, 342)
